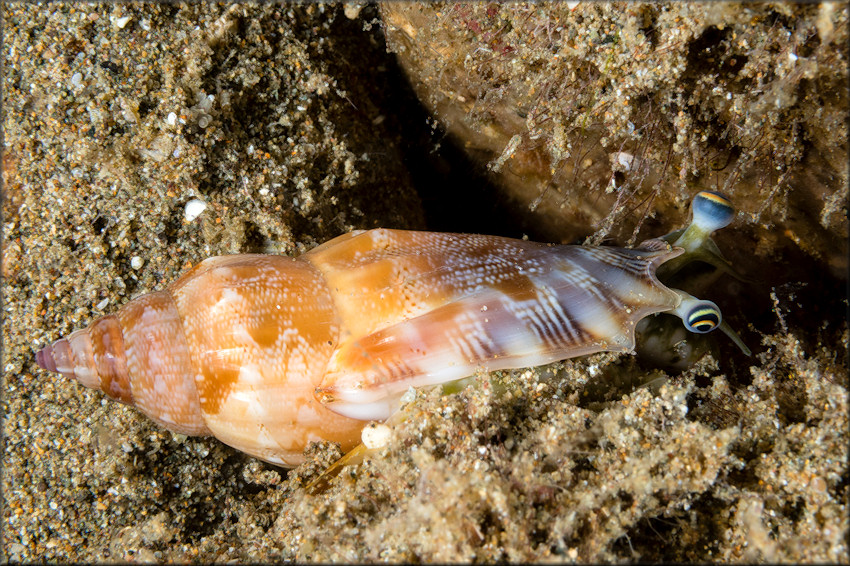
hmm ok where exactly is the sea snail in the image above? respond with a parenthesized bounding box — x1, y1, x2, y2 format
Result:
(36, 191, 748, 466)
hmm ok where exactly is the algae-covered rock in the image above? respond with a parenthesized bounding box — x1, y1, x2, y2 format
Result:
(382, 2, 848, 278)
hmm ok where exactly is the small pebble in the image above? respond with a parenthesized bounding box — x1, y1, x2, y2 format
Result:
(361, 423, 392, 450)
(400, 387, 417, 405)
(130, 256, 144, 270)
(184, 199, 207, 222)
(111, 15, 132, 29)
(344, 2, 364, 20)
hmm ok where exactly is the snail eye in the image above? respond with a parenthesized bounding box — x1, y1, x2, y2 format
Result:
(672, 292, 724, 335)
(692, 191, 735, 233)
(684, 302, 722, 334)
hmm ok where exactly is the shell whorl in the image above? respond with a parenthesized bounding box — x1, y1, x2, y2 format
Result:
(117, 290, 209, 435)
(37, 291, 209, 436)
(164, 254, 363, 465)
(305, 230, 684, 418)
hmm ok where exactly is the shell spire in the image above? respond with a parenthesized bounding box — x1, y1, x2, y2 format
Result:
(37, 316, 133, 402)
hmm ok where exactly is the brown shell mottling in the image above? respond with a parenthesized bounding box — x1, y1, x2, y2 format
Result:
(36, 229, 688, 464)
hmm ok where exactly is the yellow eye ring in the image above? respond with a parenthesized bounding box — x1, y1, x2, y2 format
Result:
(692, 191, 734, 233)
(685, 304, 721, 333)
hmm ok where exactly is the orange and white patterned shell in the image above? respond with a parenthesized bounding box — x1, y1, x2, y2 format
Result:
(36, 228, 686, 466)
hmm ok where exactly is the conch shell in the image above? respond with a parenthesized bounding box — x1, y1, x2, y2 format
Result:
(37, 192, 743, 466)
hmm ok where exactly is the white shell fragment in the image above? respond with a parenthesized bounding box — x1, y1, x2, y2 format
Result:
(612, 151, 635, 171)
(184, 199, 207, 222)
(361, 423, 392, 450)
(110, 14, 133, 29)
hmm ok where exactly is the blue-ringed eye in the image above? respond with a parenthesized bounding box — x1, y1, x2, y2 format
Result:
(672, 293, 722, 335)
(684, 303, 721, 333)
(692, 191, 734, 233)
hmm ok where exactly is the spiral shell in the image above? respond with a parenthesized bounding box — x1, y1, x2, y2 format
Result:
(37, 227, 723, 466)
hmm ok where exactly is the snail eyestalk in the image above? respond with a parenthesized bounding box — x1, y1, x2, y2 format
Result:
(671, 291, 751, 356)
(672, 190, 736, 252)
(658, 191, 748, 282)
(660, 191, 753, 356)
